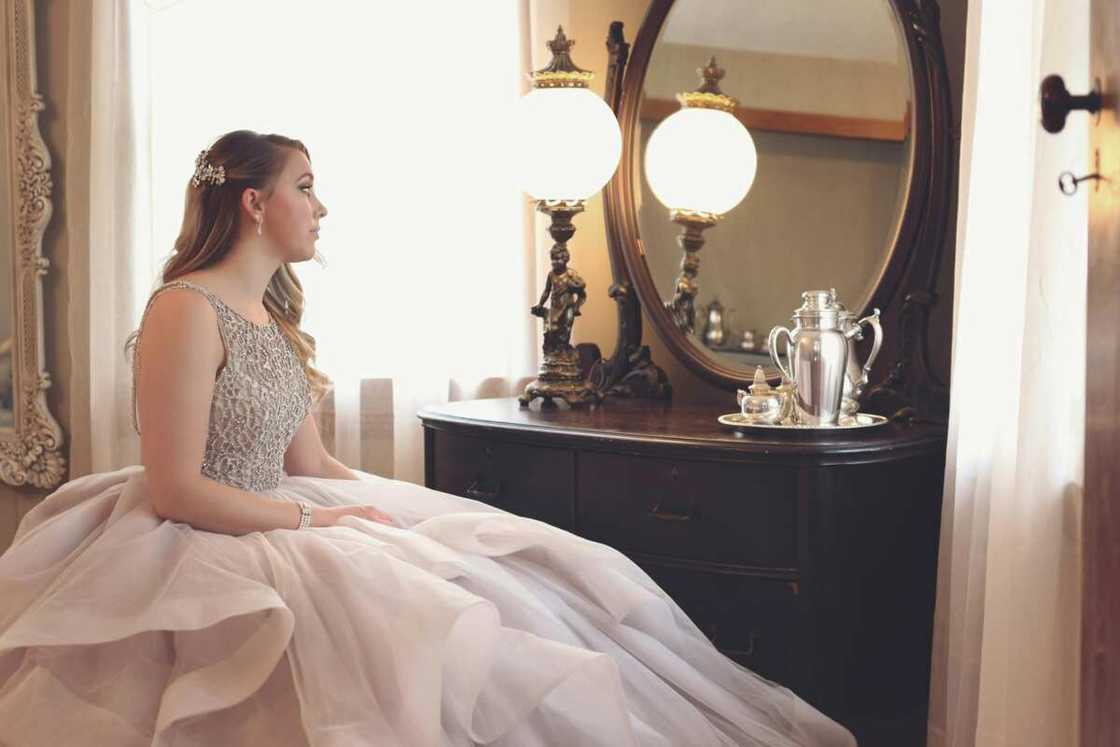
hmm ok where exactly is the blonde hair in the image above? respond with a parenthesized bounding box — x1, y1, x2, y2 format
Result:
(124, 129, 332, 412)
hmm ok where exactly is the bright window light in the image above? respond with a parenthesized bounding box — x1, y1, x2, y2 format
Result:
(143, 0, 529, 388)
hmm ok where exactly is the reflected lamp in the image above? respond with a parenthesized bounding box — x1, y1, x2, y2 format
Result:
(644, 57, 756, 334)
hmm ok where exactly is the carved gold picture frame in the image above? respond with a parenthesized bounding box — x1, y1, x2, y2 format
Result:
(0, 0, 66, 489)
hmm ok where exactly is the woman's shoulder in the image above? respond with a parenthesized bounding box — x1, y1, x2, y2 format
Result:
(136, 285, 226, 375)
(149, 280, 213, 308)
(141, 280, 222, 338)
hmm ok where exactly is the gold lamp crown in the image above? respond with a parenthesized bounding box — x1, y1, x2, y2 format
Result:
(676, 56, 738, 113)
(530, 26, 595, 89)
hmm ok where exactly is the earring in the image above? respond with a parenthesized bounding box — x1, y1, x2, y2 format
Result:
(256, 219, 263, 237)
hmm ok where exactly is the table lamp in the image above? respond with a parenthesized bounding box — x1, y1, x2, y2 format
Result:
(514, 26, 622, 408)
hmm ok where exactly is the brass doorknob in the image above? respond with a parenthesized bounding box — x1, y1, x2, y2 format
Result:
(1040, 74, 1101, 133)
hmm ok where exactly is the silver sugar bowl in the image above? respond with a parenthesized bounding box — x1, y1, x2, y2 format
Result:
(736, 366, 784, 424)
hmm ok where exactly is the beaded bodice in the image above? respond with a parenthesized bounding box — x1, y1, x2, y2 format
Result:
(131, 280, 313, 492)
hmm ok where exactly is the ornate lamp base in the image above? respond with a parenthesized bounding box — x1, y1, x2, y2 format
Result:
(519, 348, 602, 408)
(520, 199, 602, 409)
(664, 209, 718, 335)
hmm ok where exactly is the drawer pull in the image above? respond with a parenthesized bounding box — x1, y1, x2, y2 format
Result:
(648, 500, 697, 521)
(466, 479, 501, 502)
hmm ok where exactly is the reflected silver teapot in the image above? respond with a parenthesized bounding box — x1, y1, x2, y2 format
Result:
(836, 298, 883, 415)
(767, 290, 883, 425)
(701, 298, 729, 348)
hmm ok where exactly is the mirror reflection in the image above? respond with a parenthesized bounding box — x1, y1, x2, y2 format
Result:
(637, 0, 913, 372)
(0, 83, 13, 429)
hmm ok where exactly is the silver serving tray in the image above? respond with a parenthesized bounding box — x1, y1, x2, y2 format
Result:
(718, 412, 890, 431)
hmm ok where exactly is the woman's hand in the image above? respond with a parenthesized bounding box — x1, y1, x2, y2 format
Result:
(314, 504, 398, 528)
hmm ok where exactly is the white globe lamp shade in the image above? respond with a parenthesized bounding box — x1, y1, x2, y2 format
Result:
(644, 107, 757, 217)
(514, 87, 622, 202)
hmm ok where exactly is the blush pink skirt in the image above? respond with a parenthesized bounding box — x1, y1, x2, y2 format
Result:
(0, 466, 854, 747)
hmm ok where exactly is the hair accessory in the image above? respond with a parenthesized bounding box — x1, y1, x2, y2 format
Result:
(191, 149, 226, 188)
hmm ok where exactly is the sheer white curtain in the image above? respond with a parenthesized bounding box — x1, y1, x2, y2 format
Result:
(110, 0, 536, 483)
(67, 1, 153, 476)
(926, 0, 1087, 744)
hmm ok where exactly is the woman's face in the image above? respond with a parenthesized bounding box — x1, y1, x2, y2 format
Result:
(262, 149, 328, 263)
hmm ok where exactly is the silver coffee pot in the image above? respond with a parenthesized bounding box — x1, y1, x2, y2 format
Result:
(767, 290, 881, 425)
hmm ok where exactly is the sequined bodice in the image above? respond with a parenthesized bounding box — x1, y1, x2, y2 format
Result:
(132, 280, 313, 492)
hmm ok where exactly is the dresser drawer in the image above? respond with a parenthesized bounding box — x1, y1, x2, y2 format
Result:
(637, 558, 805, 689)
(428, 429, 575, 530)
(577, 452, 799, 571)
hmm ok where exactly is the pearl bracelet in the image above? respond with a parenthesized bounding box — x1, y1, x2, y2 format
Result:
(296, 502, 312, 530)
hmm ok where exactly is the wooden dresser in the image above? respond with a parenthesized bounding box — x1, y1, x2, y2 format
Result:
(420, 397, 946, 746)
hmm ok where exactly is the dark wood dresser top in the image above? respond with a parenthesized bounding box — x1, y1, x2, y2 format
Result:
(418, 397, 946, 464)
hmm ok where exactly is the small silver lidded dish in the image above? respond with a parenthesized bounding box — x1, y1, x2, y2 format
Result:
(736, 366, 784, 424)
(722, 364, 890, 431)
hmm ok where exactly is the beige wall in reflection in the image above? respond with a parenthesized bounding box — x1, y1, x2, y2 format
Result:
(646, 44, 909, 120)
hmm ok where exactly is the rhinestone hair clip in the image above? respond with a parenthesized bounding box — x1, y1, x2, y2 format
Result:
(191, 149, 226, 188)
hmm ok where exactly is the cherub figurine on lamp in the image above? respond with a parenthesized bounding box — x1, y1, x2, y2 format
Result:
(522, 203, 593, 407)
(513, 27, 621, 408)
(532, 242, 587, 357)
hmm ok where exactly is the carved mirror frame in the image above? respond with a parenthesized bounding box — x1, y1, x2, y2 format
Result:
(595, 0, 955, 421)
(0, 0, 67, 488)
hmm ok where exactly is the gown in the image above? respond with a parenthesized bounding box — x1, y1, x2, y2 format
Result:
(0, 280, 856, 747)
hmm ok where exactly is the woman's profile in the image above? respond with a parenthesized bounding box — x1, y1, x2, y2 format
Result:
(0, 130, 855, 746)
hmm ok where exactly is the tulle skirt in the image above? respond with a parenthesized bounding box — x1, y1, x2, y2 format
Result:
(0, 466, 855, 746)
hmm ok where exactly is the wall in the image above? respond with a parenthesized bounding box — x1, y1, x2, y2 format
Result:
(535, 0, 968, 404)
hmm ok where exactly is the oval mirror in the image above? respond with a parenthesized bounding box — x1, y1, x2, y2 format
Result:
(630, 0, 916, 379)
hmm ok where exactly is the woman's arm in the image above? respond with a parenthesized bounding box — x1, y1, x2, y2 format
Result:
(136, 289, 330, 533)
(284, 412, 361, 480)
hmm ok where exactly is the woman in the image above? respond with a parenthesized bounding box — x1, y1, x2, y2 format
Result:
(0, 130, 855, 746)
